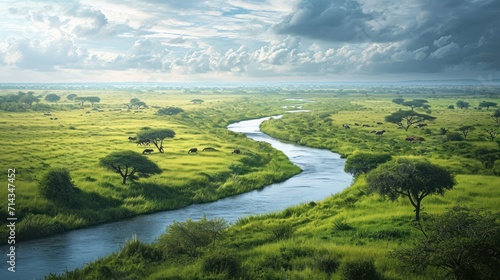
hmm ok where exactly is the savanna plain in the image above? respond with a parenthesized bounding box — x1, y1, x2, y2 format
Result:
(0, 83, 499, 280)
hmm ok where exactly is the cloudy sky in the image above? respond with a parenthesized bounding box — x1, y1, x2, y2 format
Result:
(0, 0, 499, 83)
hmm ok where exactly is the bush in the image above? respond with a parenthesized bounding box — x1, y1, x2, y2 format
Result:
(157, 217, 228, 256)
(156, 107, 184, 115)
(38, 168, 80, 207)
(340, 259, 381, 280)
(202, 250, 241, 277)
(344, 152, 392, 176)
(315, 254, 340, 274)
(272, 223, 294, 240)
(446, 132, 464, 141)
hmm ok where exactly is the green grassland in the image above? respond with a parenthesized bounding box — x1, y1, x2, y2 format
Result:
(45, 89, 500, 279)
(0, 89, 302, 242)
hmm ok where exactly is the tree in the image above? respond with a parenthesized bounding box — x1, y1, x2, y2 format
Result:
(392, 97, 405, 105)
(137, 129, 175, 153)
(456, 100, 470, 109)
(473, 147, 500, 169)
(478, 101, 497, 110)
(385, 110, 436, 131)
(190, 99, 204, 104)
(38, 168, 79, 207)
(19, 92, 40, 108)
(484, 129, 499, 141)
(366, 158, 456, 221)
(491, 110, 500, 124)
(458, 125, 475, 140)
(75, 96, 100, 106)
(392, 206, 500, 280)
(66, 93, 77, 101)
(45, 93, 61, 102)
(344, 152, 392, 176)
(402, 99, 429, 111)
(156, 107, 184, 116)
(157, 216, 228, 256)
(99, 150, 162, 184)
(87, 96, 100, 107)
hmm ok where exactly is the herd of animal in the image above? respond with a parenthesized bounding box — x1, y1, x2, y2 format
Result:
(126, 136, 241, 155)
(341, 122, 428, 141)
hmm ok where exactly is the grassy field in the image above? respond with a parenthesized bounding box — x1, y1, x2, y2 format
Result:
(0, 89, 302, 242)
(43, 88, 500, 279)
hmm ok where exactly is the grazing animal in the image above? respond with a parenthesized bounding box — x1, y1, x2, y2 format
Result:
(188, 148, 198, 154)
(202, 147, 218, 152)
(128, 136, 137, 141)
(142, 149, 154, 155)
(342, 124, 350, 129)
(86, 111, 90, 114)
(232, 149, 241, 154)
(405, 137, 415, 142)
(354, 123, 360, 126)
(362, 124, 370, 127)
(137, 139, 151, 146)
(44, 113, 51, 116)
(54, 118, 58, 120)
(375, 130, 386, 135)
(376, 122, 384, 125)
(50, 118, 53, 120)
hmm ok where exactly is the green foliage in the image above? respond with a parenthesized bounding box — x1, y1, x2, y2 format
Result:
(385, 110, 436, 131)
(137, 128, 176, 153)
(344, 152, 392, 176)
(492, 109, 500, 124)
(38, 168, 79, 207)
(66, 93, 77, 100)
(157, 217, 228, 256)
(458, 125, 475, 139)
(478, 101, 497, 110)
(45, 94, 61, 102)
(446, 132, 465, 141)
(472, 147, 500, 169)
(202, 250, 241, 277)
(75, 96, 100, 106)
(99, 150, 162, 184)
(366, 158, 456, 221)
(392, 97, 405, 105)
(340, 259, 381, 280)
(120, 234, 163, 261)
(156, 106, 184, 115)
(402, 99, 429, 110)
(393, 206, 500, 280)
(271, 223, 294, 240)
(456, 100, 470, 109)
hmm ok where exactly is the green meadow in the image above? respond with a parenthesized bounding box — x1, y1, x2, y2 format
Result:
(0, 89, 301, 242)
(1, 86, 499, 279)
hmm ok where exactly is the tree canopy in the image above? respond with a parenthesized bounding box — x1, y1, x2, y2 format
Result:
(385, 110, 436, 131)
(492, 109, 500, 124)
(456, 100, 470, 109)
(479, 101, 497, 110)
(392, 206, 500, 280)
(137, 129, 176, 153)
(75, 96, 100, 106)
(402, 99, 429, 111)
(66, 93, 77, 100)
(344, 152, 392, 176)
(99, 150, 162, 184)
(45, 93, 61, 102)
(156, 107, 184, 116)
(366, 158, 456, 221)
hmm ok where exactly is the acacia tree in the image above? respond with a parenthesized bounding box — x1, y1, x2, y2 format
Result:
(19, 92, 40, 108)
(99, 150, 162, 184)
(402, 99, 429, 111)
(137, 129, 176, 153)
(479, 101, 497, 110)
(366, 158, 456, 221)
(385, 110, 436, 131)
(392, 206, 500, 280)
(458, 125, 475, 140)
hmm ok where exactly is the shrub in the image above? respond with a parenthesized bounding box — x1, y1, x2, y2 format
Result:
(344, 152, 392, 176)
(157, 217, 228, 256)
(38, 168, 80, 207)
(315, 254, 341, 274)
(202, 250, 241, 277)
(340, 259, 381, 280)
(446, 132, 464, 141)
(272, 223, 294, 240)
(156, 107, 184, 115)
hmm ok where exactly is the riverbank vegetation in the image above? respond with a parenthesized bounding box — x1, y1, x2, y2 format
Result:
(39, 84, 500, 280)
(0, 88, 301, 243)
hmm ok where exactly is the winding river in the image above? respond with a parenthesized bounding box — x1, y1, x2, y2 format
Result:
(1, 116, 353, 279)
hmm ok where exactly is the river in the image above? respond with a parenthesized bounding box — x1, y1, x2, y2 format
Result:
(0, 115, 353, 279)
